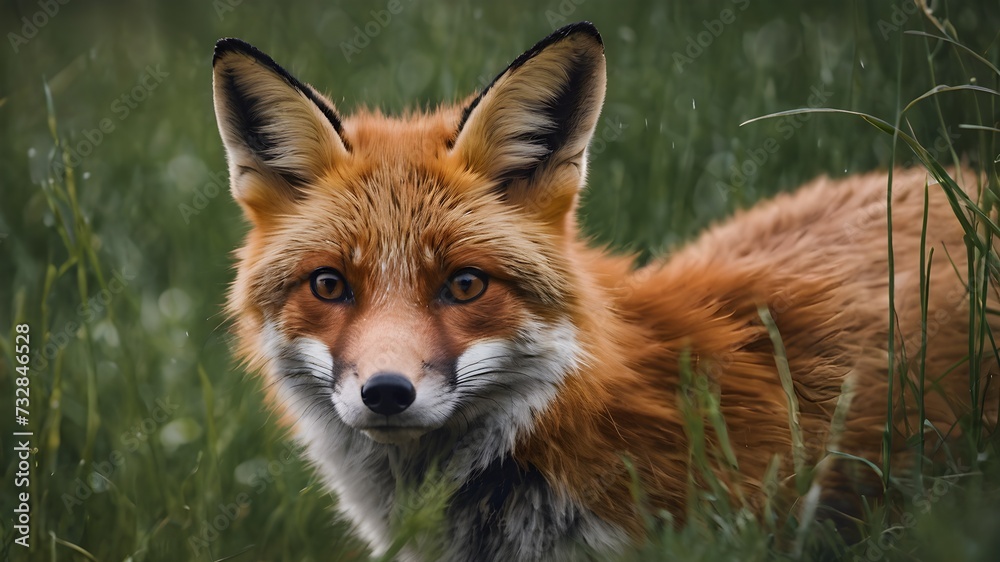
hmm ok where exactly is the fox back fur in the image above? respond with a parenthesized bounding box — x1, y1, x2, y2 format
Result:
(212, 22, 999, 561)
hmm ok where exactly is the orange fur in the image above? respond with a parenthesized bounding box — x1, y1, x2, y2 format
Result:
(213, 24, 999, 558)
(517, 167, 1000, 535)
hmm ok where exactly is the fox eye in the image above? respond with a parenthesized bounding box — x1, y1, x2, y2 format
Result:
(441, 268, 489, 304)
(310, 268, 352, 302)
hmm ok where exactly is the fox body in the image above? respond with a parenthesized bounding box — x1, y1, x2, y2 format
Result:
(213, 23, 998, 561)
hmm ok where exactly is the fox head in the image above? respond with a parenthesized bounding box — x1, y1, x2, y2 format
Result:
(213, 23, 606, 465)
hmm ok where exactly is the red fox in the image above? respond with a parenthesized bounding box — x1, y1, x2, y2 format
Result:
(213, 22, 998, 560)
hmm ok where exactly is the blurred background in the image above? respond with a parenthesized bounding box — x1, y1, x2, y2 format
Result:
(1, 0, 998, 560)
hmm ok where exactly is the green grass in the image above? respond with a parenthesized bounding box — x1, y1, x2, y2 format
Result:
(1, 0, 999, 560)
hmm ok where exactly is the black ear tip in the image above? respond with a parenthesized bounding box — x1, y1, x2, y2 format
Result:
(553, 21, 603, 47)
(214, 37, 266, 67)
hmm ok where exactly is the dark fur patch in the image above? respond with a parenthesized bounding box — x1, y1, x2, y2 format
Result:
(499, 51, 594, 184)
(455, 22, 603, 137)
(452, 456, 567, 557)
(214, 37, 352, 152)
(218, 67, 273, 156)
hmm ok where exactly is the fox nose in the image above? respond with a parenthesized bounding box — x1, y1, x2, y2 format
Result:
(361, 372, 416, 416)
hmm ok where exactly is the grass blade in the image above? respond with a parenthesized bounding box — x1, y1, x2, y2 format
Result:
(757, 305, 809, 495)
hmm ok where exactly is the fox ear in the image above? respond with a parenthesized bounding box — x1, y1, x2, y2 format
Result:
(212, 38, 349, 218)
(451, 22, 606, 225)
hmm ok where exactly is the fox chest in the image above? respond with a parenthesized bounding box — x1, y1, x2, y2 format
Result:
(312, 437, 627, 561)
